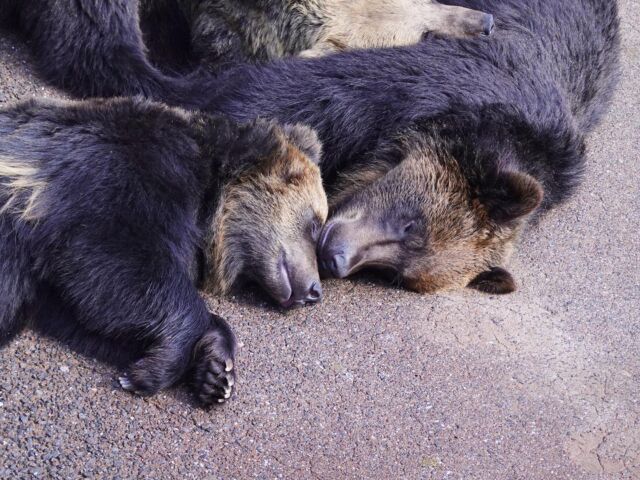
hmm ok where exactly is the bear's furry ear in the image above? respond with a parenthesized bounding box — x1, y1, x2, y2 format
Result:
(479, 171, 543, 223)
(282, 123, 323, 165)
(468, 267, 516, 294)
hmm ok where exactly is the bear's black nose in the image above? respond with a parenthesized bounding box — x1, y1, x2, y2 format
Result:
(319, 250, 349, 278)
(482, 14, 495, 36)
(304, 281, 322, 304)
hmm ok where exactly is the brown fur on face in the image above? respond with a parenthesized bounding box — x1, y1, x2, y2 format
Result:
(319, 135, 542, 294)
(205, 123, 328, 305)
(328, 160, 394, 212)
(299, 0, 494, 57)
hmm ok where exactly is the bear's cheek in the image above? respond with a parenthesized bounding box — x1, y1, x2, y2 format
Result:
(402, 273, 447, 294)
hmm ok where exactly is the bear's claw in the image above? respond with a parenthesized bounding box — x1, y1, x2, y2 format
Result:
(118, 374, 144, 396)
(118, 375, 133, 391)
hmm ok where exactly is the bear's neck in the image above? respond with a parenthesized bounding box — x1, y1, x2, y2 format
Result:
(189, 116, 238, 289)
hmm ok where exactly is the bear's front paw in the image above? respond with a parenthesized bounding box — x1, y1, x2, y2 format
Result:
(191, 324, 236, 406)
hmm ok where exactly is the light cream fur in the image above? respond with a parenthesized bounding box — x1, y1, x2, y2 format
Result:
(0, 157, 46, 221)
(300, 0, 489, 57)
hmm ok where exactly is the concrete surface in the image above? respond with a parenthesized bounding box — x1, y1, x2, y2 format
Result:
(0, 1, 638, 478)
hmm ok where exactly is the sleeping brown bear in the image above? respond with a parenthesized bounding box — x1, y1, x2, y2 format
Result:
(0, 97, 327, 405)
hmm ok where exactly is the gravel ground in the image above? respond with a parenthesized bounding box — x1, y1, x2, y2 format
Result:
(1, 2, 639, 478)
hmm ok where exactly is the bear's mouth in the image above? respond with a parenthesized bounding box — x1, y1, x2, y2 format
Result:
(273, 251, 322, 308)
(318, 216, 405, 279)
(277, 255, 296, 308)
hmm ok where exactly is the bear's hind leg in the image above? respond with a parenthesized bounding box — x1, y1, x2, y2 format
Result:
(100, 271, 236, 403)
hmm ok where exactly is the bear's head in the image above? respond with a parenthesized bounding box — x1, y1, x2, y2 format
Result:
(206, 120, 328, 307)
(318, 115, 545, 294)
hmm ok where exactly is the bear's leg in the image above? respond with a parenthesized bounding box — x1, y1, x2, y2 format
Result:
(118, 307, 236, 403)
(45, 228, 236, 397)
(33, 278, 236, 404)
(30, 282, 143, 368)
(16, 0, 171, 98)
(0, 218, 35, 345)
(105, 273, 236, 400)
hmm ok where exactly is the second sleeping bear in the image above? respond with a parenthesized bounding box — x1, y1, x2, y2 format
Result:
(0, 97, 328, 405)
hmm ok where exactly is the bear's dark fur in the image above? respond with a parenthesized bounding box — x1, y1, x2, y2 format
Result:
(0, 97, 327, 403)
(0, 0, 188, 99)
(204, 0, 619, 176)
(191, 0, 620, 293)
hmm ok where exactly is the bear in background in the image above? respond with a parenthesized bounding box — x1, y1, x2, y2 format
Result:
(0, 0, 492, 99)
(0, 97, 327, 404)
(146, 0, 493, 71)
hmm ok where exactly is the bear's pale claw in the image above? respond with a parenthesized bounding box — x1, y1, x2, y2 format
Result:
(119, 375, 133, 391)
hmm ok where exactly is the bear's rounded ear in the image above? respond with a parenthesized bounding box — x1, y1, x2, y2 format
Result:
(282, 123, 323, 165)
(467, 267, 516, 294)
(479, 171, 543, 223)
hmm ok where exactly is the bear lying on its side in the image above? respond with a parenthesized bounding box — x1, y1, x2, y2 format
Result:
(0, 97, 327, 404)
(3, 1, 620, 296)
(144, 0, 493, 71)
